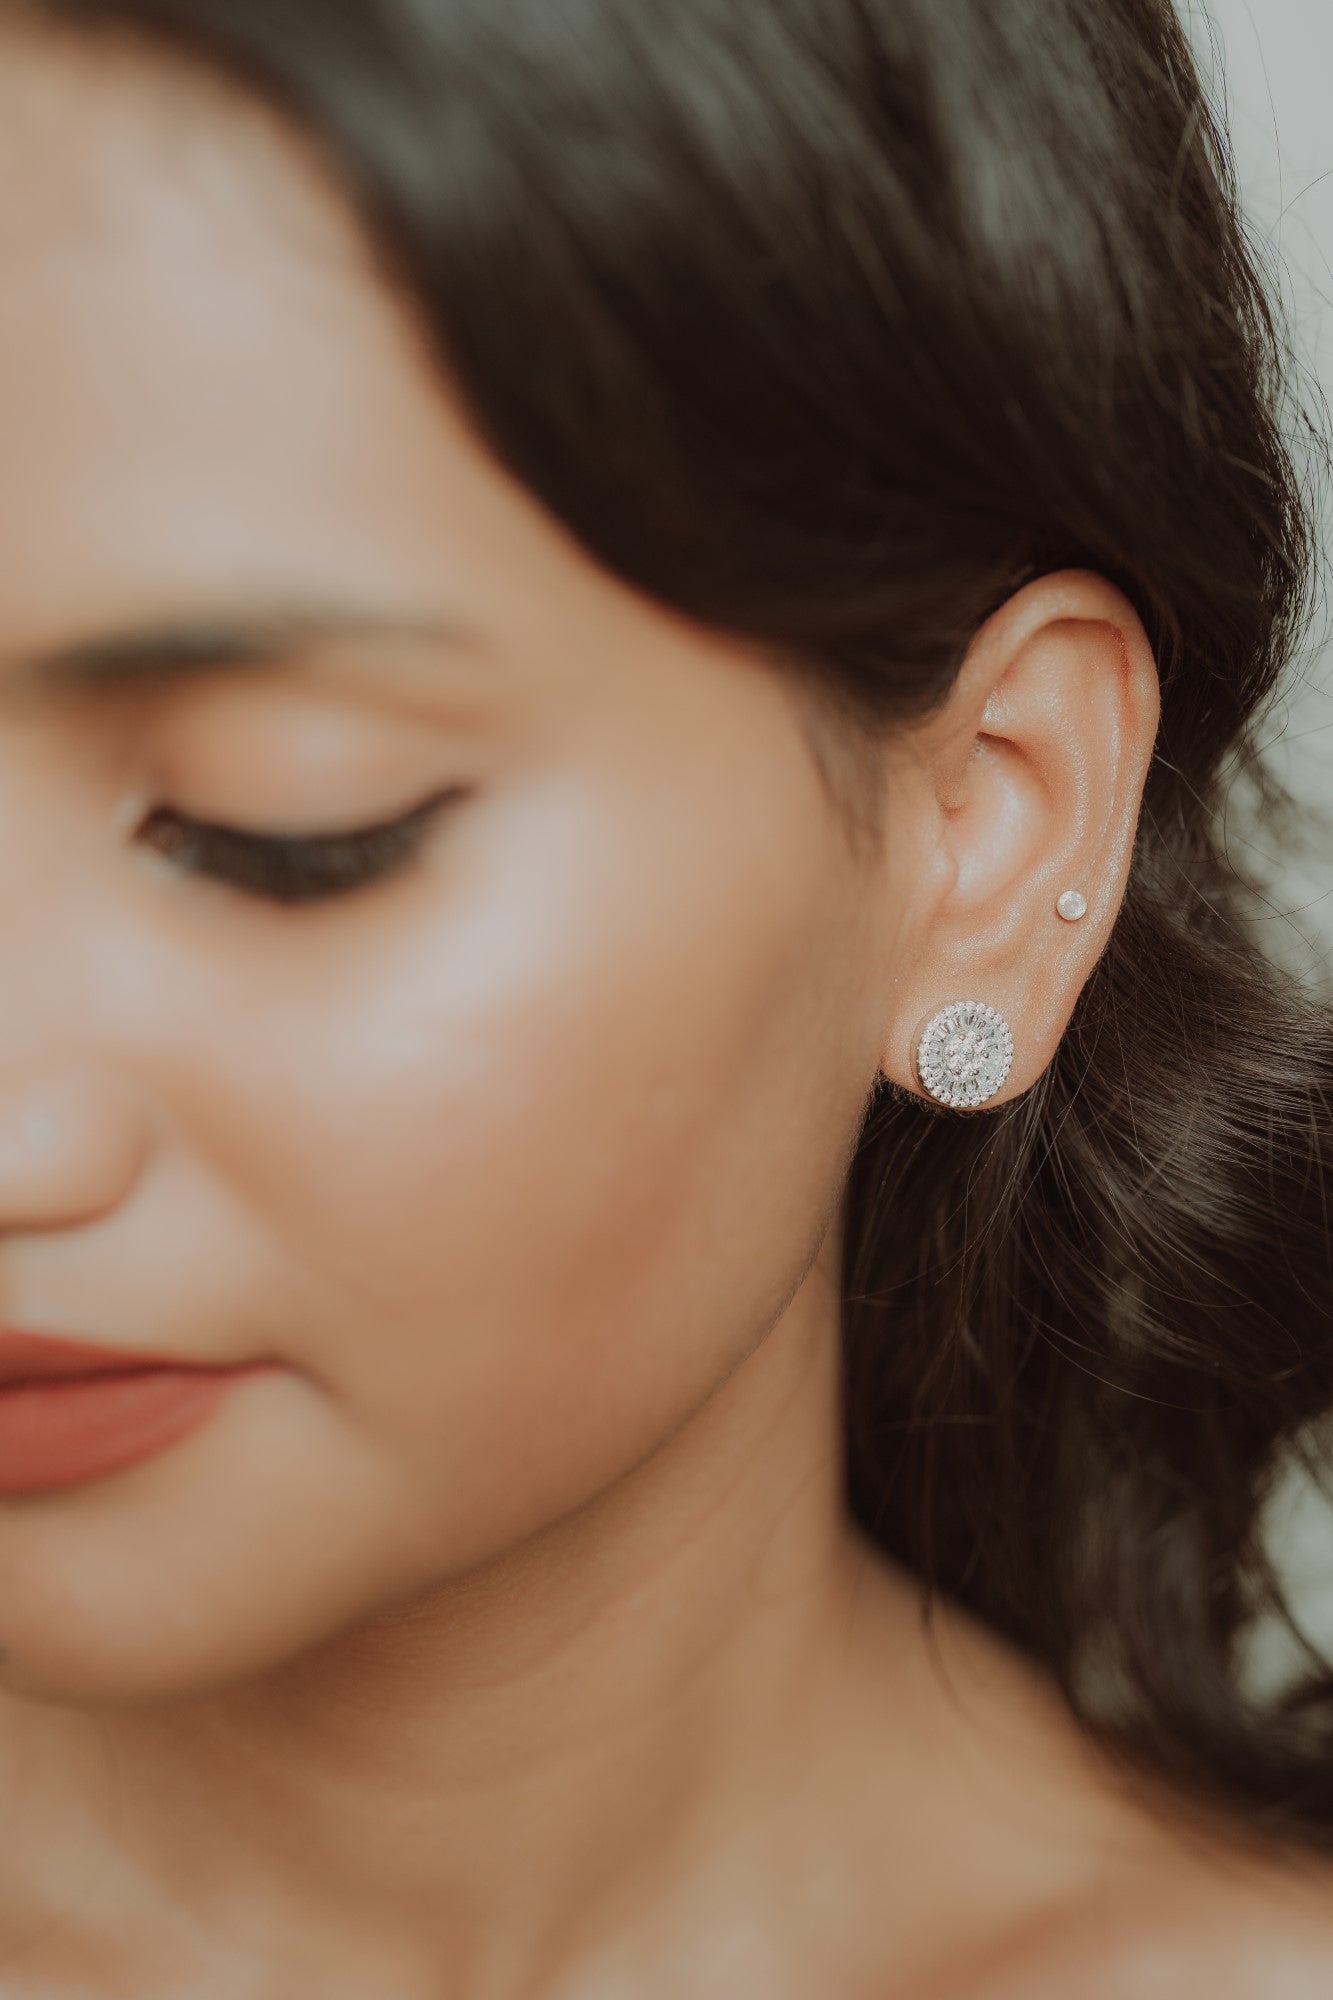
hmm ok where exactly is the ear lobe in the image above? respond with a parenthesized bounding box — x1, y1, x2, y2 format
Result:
(880, 569, 1161, 1102)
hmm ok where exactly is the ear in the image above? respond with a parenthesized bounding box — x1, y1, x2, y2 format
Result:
(876, 569, 1161, 1104)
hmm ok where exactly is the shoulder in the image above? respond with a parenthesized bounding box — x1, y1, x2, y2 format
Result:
(939, 1861, 1333, 2000)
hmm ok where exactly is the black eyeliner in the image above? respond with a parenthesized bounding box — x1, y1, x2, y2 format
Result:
(138, 787, 465, 907)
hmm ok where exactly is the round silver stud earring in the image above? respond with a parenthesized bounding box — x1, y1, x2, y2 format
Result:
(916, 1001, 1015, 1109)
(1056, 888, 1088, 922)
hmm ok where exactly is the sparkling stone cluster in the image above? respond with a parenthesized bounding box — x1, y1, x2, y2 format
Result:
(916, 1001, 1014, 1109)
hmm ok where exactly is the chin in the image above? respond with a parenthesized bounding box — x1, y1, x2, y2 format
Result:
(0, 1381, 435, 1705)
(0, 1601, 321, 1709)
(0, 1526, 384, 1711)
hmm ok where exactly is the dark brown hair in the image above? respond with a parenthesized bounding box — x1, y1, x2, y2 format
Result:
(17, 0, 1333, 1848)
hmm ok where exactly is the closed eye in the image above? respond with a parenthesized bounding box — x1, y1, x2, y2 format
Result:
(137, 786, 467, 906)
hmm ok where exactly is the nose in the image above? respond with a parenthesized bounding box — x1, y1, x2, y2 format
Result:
(0, 1062, 149, 1230)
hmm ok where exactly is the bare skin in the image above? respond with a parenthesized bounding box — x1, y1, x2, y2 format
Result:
(0, 24, 1330, 2000)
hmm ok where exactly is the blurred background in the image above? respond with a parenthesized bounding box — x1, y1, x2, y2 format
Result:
(1194, 0, 1333, 973)
(1191, 0, 1333, 1690)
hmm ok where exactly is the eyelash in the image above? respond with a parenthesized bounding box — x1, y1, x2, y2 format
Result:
(137, 788, 464, 907)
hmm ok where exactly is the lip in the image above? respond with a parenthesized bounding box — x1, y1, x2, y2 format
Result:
(0, 1330, 270, 1496)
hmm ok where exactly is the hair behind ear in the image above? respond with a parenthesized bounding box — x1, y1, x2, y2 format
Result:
(841, 812, 1333, 1841)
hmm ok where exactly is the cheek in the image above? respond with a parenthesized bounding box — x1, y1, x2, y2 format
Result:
(183, 775, 866, 1533)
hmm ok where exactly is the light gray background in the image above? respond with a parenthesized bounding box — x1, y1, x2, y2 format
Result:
(1180, 2, 1333, 1690)
(1192, 0, 1333, 974)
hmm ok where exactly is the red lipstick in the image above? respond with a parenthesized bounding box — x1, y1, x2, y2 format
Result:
(0, 1331, 269, 1495)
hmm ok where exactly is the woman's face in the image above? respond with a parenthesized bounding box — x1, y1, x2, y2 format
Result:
(0, 32, 908, 1699)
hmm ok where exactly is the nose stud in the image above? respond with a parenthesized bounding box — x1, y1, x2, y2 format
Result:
(1056, 889, 1088, 922)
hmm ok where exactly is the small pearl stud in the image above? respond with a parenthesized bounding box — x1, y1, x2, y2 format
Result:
(1056, 889, 1088, 922)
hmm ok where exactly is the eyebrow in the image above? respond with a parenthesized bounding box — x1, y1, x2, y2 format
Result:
(0, 604, 487, 707)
